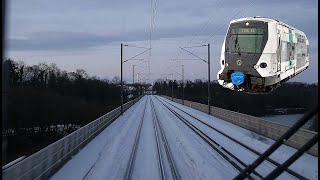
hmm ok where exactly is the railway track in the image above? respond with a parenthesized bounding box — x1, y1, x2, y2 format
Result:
(155, 96, 266, 179)
(156, 96, 307, 180)
(150, 96, 181, 180)
(151, 97, 165, 180)
(123, 96, 148, 180)
(124, 96, 181, 180)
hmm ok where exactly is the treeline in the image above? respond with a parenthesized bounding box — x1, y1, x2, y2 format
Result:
(3, 59, 139, 135)
(152, 79, 318, 117)
(2, 59, 144, 165)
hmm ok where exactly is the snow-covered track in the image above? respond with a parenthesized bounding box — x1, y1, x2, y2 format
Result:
(155, 96, 266, 179)
(150, 96, 181, 180)
(49, 95, 317, 180)
(124, 96, 149, 180)
(157, 96, 308, 180)
(150, 97, 166, 180)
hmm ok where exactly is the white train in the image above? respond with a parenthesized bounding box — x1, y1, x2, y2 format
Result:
(217, 16, 309, 93)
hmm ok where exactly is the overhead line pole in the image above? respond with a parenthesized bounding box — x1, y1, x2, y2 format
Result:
(120, 43, 149, 115)
(182, 64, 184, 105)
(121, 43, 123, 115)
(178, 44, 211, 114)
(188, 0, 255, 57)
(166, 65, 184, 103)
(171, 73, 174, 101)
(207, 43, 211, 115)
(132, 65, 135, 99)
(133, 65, 135, 84)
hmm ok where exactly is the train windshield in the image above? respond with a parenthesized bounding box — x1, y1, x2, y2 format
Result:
(227, 28, 265, 54)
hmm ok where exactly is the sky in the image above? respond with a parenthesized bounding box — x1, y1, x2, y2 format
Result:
(4, 0, 318, 84)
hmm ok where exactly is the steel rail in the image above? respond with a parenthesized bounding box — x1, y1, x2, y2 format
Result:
(150, 97, 165, 180)
(155, 96, 262, 180)
(150, 96, 180, 180)
(158, 96, 307, 180)
(123, 96, 148, 180)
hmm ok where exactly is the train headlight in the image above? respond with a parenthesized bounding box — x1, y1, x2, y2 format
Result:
(260, 62, 267, 68)
(254, 65, 259, 69)
(225, 62, 229, 67)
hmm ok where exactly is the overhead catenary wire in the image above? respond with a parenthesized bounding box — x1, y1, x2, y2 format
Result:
(182, 45, 207, 48)
(166, 65, 182, 77)
(123, 48, 151, 63)
(171, 0, 254, 62)
(188, 0, 255, 60)
(148, 0, 158, 81)
(179, 47, 207, 62)
(167, 1, 226, 87)
(125, 44, 151, 49)
(172, 2, 225, 63)
(163, 64, 180, 76)
(185, 2, 224, 46)
(203, 0, 255, 44)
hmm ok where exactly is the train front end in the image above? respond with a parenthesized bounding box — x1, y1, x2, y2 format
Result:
(218, 17, 272, 93)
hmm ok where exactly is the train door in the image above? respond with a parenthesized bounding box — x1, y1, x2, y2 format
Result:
(288, 29, 295, 72)
(276, 31, 281, 72)
(296, 34, 307, 69)
(280, 29, 294, 72)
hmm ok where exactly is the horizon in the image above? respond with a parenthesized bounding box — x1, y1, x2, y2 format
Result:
(4, 0, 318, 84)
(4, 57, 318, 86)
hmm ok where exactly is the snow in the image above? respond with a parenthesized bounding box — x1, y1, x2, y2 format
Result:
(157, 96, 318, 180)
(151, 96, 239, 179)
(51, 95, 318, 180)
(259, 114, 312, 129)
(131, 97, 161, 180)
(51, 96, 148, 180)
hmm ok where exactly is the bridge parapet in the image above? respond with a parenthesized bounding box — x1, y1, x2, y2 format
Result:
(2, 96, 142, 180)
(162, 96, 318, 157)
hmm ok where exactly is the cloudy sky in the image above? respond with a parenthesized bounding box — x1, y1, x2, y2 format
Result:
(4, 0, 318, 84)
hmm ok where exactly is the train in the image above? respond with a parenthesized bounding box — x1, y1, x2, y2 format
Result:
(217, 16, 309, 93)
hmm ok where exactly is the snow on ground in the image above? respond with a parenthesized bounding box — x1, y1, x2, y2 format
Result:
(131, 96, 161, 180)
(259, 114, 312, 129)
(151, 96, 239, 180)
(159, 100, 287, 178)
(51, 96, 148, 180)
(51, 95, 318, 180)
(157, 96, 318, 180)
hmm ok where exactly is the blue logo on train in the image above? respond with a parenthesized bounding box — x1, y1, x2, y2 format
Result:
(231, 72, 245, 85)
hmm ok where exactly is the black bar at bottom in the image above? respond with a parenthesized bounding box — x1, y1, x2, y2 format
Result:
(264, 133, 318, 180)
(234, 105, 318, 180)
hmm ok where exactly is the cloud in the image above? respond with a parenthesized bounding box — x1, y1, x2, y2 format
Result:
(6, 23, 216, 51)
(8, 31, 105, 51)
(7, 0, 317, 51)
(5, 0, 318, 83)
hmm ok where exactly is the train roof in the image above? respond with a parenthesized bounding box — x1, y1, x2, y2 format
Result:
(230, 16, 305, 35)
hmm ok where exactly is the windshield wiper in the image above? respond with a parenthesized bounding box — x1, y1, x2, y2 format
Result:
(234, 35, 241, 56)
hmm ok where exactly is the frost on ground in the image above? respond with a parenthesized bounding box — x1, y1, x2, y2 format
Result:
(157, 96, 318, 180)
(51, 95, 318, 180)
(260, 114, 312, 129)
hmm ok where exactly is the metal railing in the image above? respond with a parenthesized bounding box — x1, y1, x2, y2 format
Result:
(2, 96, 143, 180)
(161, 96, 318, 157)
(235, 105, 318, 179)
